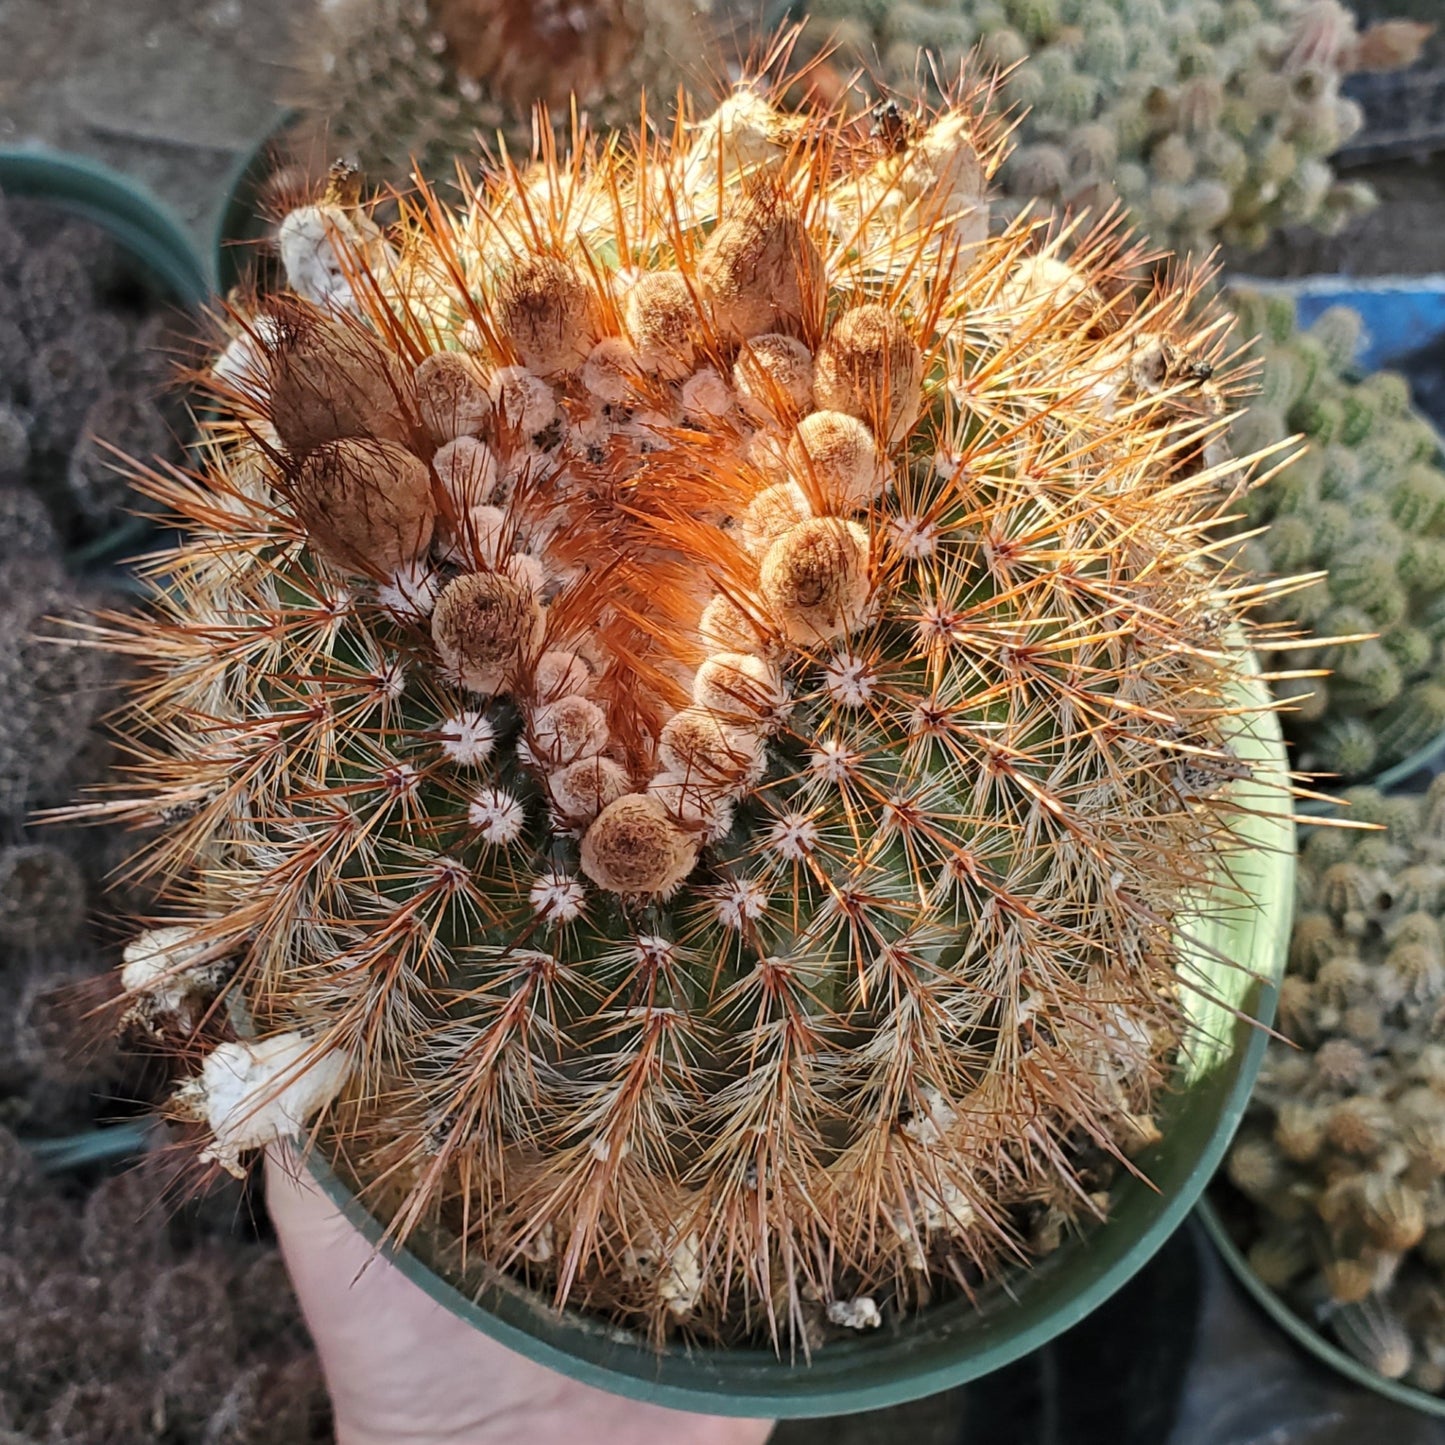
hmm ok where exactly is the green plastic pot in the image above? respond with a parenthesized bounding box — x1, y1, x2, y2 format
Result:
(0, 147, 211, 567)
(295, 664, 1294, 1419)
(1198, 1195, 1445, 1418)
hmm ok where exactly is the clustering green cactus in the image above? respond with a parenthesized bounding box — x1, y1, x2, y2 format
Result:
(1227, 285, 1445, 782)
(1223, 781, 1445, 1394)
(0, 1132, 326, 1443)
(789, 0, 1426, 258)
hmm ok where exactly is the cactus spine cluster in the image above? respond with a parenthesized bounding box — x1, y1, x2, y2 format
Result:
(107, 75, 1287, 1348)
(1229, 286, 1445, 783)
(1225, 782, 1445, 1394)
(790, 0, 1426, 258)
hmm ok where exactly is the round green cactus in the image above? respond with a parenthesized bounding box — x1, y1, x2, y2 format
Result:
(102, 85, 1287, 1348)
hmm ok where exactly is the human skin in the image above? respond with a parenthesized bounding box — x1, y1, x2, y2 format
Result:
(264, 1150, 777, 1445)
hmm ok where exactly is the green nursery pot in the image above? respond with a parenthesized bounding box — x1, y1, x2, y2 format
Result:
(301, 665, 1295, 1419)
(1198, 1196, 1445, 1418)
(0, 147, 211, 566)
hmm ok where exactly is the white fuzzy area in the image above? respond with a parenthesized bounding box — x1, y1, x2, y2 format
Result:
(581, 337, 639, 405)
(633, 934, 676, 969)
(823, 652, 877, 708)
(808, 739, 857, 785)
(888, 1175, 977, 1270)
(211, 317, 277, 405)
(505, 553, 548, 597)
(889, 514, 939, 559)
(659, 1231, 703, 1318)
(901, 1087, 958, 1148)
(378, 560, 440, 620)
(747, 429, 789, 481)
(469, 787, 526, 845)
(681, 367, 733, 421)
(701, 797, 736, 842)
(530, 697, 608, 765)
(380, 761, 420, 798)
(529, 869, 586, 923)
(489, 366, 557, 436)
(766, 811, 818, 861)
(629, 409, 676, 451)
(535, 650, 593, 700)
(440, 504, 507, 569)
(427, 855, 470, 893)
(591, 1134, 632, 1163)
(439, 711, 496, 766)
(932, 447, 965, 481)
(318, 586, 354, 619)
(916, 599, 961, 646)
(692, 652, 781, 721)
(374, 658, 408, 701)
(121, 926, 210, 1016)
(520, 1223, 555, 1263)
(277, 205, 372, 311)
(713, 877, 768, 930)
(827, 1297, 882, 1330)
(434, 437, 500, 510)
(184, 1034, 352, 1178)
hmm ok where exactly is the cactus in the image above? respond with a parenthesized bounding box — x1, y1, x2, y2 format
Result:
(788, 0, 1427, 258)
(0, 556, 109, 818)
(0, 1131, 326, 1442)
(1227, 285, 1445, 782)
(0, 845, 86, 953)
(94, 78, 1291, 1350)
(1222, 781, 1445, 1397)
(66, 390, 171, 531)
(285, 0, 704, 195)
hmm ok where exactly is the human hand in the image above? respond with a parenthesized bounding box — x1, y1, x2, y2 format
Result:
(265, 1149, 776, 1445)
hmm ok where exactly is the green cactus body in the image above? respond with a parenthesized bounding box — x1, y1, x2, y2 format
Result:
(1309, 716, 1378, 782)
(1378, 683, 1445, 761)
(1383, 625, 1434, 680)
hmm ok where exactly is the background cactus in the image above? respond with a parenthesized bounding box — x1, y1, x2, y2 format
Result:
(1228, 284, 1445, 782)
(786, 0, 1428, 260)
(1220, 781, 1445, 1395)
(0, 1134, 328, 1442)
(104, 76, 1287, 1349)
(283, 0, 708, 194)
(0, 189, 192, 549)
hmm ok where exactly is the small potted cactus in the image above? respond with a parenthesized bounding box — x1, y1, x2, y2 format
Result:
(103, 75, 1293, 1413)
(1226, 285, 1445, 789)
(1204, 780, 1445, 1414)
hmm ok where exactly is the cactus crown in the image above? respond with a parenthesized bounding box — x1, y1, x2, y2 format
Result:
(104, 75, 1283, 1347)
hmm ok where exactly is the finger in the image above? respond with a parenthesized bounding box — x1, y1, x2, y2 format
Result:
(264, 1147, 775, 1445)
